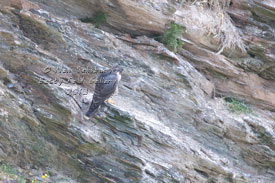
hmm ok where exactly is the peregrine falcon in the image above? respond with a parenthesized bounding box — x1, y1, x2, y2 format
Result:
(85, 66, 123, 117)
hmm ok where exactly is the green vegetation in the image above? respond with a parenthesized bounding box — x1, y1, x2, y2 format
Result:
(80, 12, 106, 28)
(224, 97, 252, 114)
(0, 162, 27, 183)
(159, 22, 184, 52)
(0, 162, 50, 183)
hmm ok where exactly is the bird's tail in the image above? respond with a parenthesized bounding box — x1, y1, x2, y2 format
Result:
(85, 101, 101, 117)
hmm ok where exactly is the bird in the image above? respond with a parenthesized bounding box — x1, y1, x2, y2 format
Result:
(85, 66, 123, 118)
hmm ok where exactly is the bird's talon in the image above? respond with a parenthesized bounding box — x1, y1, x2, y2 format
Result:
(106, 98, 115, 105)
(84, 115, 90, 120)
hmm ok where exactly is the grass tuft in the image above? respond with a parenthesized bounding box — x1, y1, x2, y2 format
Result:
(80, 12, 106, 28)
(160, 22, 185, 52)
(224, 97, 252, 114)
(178, 0, 247, 54)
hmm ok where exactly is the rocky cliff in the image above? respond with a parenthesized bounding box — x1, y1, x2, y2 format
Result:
(0, 0, 274, 183)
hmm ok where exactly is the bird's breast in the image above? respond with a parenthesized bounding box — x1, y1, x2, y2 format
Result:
(116, 72, 121, 82)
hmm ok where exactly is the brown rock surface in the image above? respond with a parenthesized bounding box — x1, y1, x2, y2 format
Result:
(0, 0, 39, 10)
(0, 0, 274, 183)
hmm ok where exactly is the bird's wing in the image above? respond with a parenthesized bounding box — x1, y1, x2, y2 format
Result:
(92, 73, 118, 104)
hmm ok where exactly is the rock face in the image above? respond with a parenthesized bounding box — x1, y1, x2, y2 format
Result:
(0, 0, 274, 183)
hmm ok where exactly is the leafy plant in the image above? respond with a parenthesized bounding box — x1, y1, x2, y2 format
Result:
(160, 22, 184, 52)
(224, 97, 252, 114)
(0, 162, 27, 183)
(80, 12, 106, 28)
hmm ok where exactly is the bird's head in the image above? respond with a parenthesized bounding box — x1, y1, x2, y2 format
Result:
(111, 66, 124, 74)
